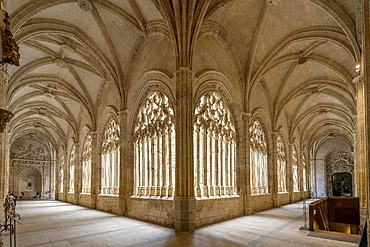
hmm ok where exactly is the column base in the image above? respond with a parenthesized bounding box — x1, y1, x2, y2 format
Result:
(174, 198, 196, 232)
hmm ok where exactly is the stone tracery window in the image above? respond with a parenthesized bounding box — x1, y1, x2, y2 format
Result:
(277, 135, 286, 193)
(302, 154, 307, 191)
(194, 92, 236, 197)
(250, 120, 268, 195)
(82, 134, 92, 194)
(69, 145, 76, 193)
(134, 92, 175, 197)
(292, 145, 299, 192)
(59, 155, 64, 193)
(101, 119, 120, 195)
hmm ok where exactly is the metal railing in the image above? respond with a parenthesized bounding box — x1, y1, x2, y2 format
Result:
(0, 194, 21, 247)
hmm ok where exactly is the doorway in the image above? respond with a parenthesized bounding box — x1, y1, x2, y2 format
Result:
(332, 172, 352, 197)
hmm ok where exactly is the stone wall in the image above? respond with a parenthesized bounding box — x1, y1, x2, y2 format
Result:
(248, 195, 274, 214)
(126, 198, 174, 227)
(79, 194, 93, 208)
(195, 197, 243, 228)
(96, 195, 119, 214)
(277, 192, 290, 206)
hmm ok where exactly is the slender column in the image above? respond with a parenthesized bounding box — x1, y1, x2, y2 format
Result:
(168, 126, 174, 197)
(161, 128, 166, 196)
(202, 126, 208, 196)
(213, 130, 218, 196)
(194, 126, 200, 196)
(174, 68, 195, 232)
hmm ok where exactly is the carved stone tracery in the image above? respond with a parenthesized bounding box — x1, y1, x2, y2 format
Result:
(250, 120, 268, 195)
(326, 150, 354, 177)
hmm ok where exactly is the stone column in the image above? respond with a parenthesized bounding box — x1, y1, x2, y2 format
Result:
(354, 75, 367, 226)
(118, 110, 129, 216)
(309, 152, 317, 198)
(74, 143, 80, 204)
(49, 153, 56, 199)
(0, 66, 11, 202)
(174, 68, 195, 232)
(362, 0, 370, 242)
(300, 150, 306, 200)
(90, 131, 98, 208)
(243, 112, 253, 214)
(288, 143, 294, 203)
(270, 132, 278, 207)
(62, 150, 68, 201)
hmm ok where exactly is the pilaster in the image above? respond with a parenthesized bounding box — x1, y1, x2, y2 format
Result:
(174, 68, 195, 232)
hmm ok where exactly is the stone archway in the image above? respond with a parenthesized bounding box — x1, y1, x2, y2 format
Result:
(325, 150, 354, 197)
(9, 142, 51, 199)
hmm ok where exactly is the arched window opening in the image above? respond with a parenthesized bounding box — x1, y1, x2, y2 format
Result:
(101, 119, 120, 195)
(82, 134, 92, 194)
(277, 135, 286, 193)
(69, 145, 76, 193)
(250, 120, 268, 195)
(59, 155, 64, 193)
(292, 146, 299, 192)
(134, 92, 175, 197)
(194, 92, 237, 197)
(302, 154, 307, 191)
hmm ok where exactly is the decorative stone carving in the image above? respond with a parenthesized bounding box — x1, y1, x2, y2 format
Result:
(78, 0, 92, 12)
(276, 134, 286, 193)
(0, 9, 20, 66)
(134, 92, 175, 197)
(326, 150, 354, 177)
(54, 58, 68, 68)
(356, 0, 363, 50)
(250, 120, 268, 195)
(267, 0, 281, 6)
(0, 108, 13, 133)
(147, 21, 170, 38)
(194, 92, 236, 197)
(101, 119, 120, 195)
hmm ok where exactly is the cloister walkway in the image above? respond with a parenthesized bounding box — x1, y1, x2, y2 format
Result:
(3, 199, 360, 247)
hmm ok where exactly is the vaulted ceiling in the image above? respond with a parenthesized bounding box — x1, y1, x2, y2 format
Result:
(5, 0, 359, 156)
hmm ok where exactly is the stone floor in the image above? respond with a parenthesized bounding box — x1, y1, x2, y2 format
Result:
(2, 199, 360, 247)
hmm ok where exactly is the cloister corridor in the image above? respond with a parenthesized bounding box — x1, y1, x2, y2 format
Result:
(3, 199, 359, 247)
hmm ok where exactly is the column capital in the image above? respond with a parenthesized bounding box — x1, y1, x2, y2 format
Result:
(352, 75, 364, 85)
(271, 131, 279, 136)
(242, 112, 252, 120)
(118, 109, 129, 116)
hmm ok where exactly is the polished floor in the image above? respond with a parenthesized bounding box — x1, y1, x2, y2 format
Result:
(2, 199, 360, 247)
